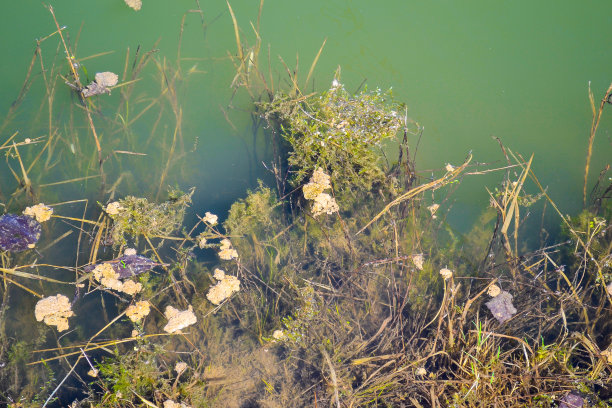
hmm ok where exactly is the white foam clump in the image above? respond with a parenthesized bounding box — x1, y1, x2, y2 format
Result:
(163, 305, 197, 333)
(34, 294, 74, 331)
(206, 268, 241, 305)
(23, 203, 53, 223)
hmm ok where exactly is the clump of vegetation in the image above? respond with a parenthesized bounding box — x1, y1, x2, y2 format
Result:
(259, 80, 404, 193)
(223, 181, 280, 237)
(106, 187, 194, 246)
(96, 343, 170, 402)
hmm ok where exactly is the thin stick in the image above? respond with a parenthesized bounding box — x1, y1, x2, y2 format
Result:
(320, 347, 341, 408)
(357, 153, 472, 234)
(304, 38, 327, 89)
(0, 267, 71, 284)
(47, 5, 103, 166)
(583, 82, 612, 206)
(0, 274, 43, 298)
(11, 142, 32, 194)
(39, 175, 101, 188)
(227, 1, 243, 62)
(157, 110, 181, 199)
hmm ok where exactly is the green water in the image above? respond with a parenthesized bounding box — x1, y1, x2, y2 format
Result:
(0, 1, 611, 404)
(2, 1, 610, 225)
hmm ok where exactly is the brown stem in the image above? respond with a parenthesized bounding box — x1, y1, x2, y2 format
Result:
(583, 82, 612, 207)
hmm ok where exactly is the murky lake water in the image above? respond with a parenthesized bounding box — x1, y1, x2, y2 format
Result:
(2, 1, 610, 224)
(0, 1, 610, 405)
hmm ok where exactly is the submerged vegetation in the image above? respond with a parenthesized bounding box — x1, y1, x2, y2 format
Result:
(259, 81, 403, 193)
(0, 3, 611, 408)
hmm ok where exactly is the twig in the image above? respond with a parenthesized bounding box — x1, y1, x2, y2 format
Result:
(583, 82, 612, 206)
(320, 347, 341, 408)
(357, 152, 472, 234)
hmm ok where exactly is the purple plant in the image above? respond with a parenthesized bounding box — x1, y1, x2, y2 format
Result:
(85, 254, 162, 278)
(485, 291, 517, 323)
(0, 214, 41, 252)
(559, 392, 585, 408)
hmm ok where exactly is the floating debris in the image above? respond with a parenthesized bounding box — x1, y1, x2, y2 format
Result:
(125, 300, 151, 323)
(559, 392, 585, 408)
(92, 263, 123, 292)
(124, 247, 137, 256)
(411, 254, 424, 270)
(303, 182, 326, 201)
(487, 283, 501, 297)
(197, 234, 207, 249)
(303, 168, 331, 199)
(34, 294, 75, 332)
(415, 367, 427, 377)
(22, 203, 53, 223)
(206, 268, 241, 305)
(485, 290, 517, 323)
(427, 203, 440, 218)
(311, 193, 339, 217)
(303, 168, 339, 217)
(218, 238, 238, 260)
(81, 72, 119, 98)
(86, 255, 162, 279)
(105, 201, 124, 215)
(91, 262, 144, 295)
(175, 361, 188, 376)
(203, 211, 218, 225)
(121, 279, 143, 295)
(124, 0, 142, 11)
(81, 84, 104, 97)
(272, 329, 286, 341)
(439, 268, 453, 280)
(163, 305, 197, 333)
(0, 214, 41, 252)
(163, 400, 190, 408)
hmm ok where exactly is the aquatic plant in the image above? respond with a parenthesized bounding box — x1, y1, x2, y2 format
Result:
(259, 79, 404, 194)
(223, 181, 280, 237)
(105, 187, 194, 246)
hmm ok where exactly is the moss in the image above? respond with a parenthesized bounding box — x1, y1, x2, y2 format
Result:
(96, 342, 172, 404)
(107, 187, 194, 246)
(223, 181, 280, 237)
(278, 285, 320, 344)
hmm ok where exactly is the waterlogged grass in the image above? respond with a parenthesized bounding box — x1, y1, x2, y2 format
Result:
(0, 3, 611, 408)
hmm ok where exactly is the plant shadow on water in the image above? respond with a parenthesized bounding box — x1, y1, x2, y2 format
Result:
(0, 3, 611, 408)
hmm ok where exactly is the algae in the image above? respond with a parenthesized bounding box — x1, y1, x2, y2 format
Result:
(106, 187, 194, 246)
